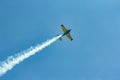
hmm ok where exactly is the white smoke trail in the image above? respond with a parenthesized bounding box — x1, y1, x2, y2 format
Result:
(0, 35, 61, 77)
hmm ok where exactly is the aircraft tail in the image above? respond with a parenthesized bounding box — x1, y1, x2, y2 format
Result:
(57, 34, 62, 41)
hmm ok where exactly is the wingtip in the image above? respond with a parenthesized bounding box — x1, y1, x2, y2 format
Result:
(61, 24, 64, 26)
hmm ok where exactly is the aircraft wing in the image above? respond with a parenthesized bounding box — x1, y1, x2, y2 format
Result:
(61, 24, 67, 32)
(66, 33, 73, 41)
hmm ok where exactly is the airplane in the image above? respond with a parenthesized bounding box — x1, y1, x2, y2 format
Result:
(57, 24, 73, 41)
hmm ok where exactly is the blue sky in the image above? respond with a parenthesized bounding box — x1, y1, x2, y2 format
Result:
(0, 0, 120, 80)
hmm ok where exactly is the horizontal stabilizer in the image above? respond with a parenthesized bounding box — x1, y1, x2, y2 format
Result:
(57, 34, 62, 41)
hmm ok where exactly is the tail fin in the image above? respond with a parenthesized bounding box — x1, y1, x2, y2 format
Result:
(57, 34, 62, 41)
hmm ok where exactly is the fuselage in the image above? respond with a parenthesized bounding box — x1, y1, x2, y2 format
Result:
(62, 29, 71, 37)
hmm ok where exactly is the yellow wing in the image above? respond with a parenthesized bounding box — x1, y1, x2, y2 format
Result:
(66, 33, 73, 41)
(61, 24, 67, 32)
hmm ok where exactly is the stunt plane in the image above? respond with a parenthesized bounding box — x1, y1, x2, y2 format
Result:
(57, 24, 73, 41)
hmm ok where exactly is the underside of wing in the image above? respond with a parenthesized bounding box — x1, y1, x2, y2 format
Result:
(61, 24, 67, 32)
(66, 33, 73, 41)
